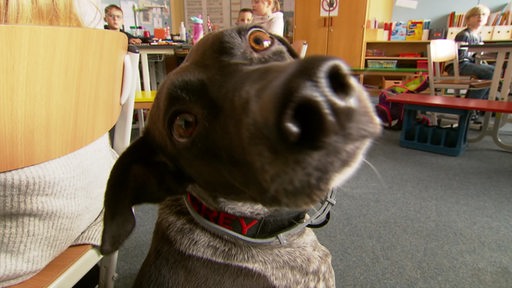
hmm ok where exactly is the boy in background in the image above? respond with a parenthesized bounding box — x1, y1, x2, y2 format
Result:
(104, 4, 142, 45)
(449, 4, 494, 100)
(236, 8, 253, 25)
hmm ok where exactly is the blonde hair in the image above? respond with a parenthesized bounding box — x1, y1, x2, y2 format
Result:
(0, 0, 82, 26)
(465, 4, 490, 23)
(272, 0, 281, 13)
(104, 4, 123, 16)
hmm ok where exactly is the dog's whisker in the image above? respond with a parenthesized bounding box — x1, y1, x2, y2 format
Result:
(362, 159, 385, 186)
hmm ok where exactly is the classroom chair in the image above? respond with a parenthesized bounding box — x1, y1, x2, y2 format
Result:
(427, 39, 492, 126)
(427, 39, 492, 97)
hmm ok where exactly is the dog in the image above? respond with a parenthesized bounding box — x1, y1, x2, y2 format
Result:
(101, 26, 381, 287)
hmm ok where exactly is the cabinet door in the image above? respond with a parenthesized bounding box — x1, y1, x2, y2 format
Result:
(327, 0, 368, 68)
(294, 0, 329, 56)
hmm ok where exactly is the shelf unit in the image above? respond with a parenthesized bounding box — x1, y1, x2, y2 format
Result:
(364, 40, 429, 68)
(360, 40, 430, 94)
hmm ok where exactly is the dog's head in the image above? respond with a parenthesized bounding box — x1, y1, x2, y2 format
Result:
(101, 26, 381, 254)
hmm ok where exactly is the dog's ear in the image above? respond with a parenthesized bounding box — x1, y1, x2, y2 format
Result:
(100, 136, 189, 254)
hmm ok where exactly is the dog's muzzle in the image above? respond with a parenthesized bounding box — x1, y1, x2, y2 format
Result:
(282, 59, 356, 146)
(247, 56, 378, 152)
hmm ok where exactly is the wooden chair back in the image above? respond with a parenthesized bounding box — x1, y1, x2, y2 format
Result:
(427, 39, 460, 82)
(0, 25, 127, 172)
(427, 39, 491, 97)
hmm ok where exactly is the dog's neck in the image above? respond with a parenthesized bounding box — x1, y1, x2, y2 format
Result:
(185, 191, 336, 245)
(185, 193, 307, 243)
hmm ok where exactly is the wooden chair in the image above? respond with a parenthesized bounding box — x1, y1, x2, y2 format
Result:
(1, 25, 138, 288)
(427, 39, 492, 97)
(427, 39, 492, 127)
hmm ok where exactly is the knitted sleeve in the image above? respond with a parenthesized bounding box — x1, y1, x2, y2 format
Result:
(0, 134, 117, 286)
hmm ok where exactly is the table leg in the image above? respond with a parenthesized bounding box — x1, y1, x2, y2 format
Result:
(140, 52, 151, 92)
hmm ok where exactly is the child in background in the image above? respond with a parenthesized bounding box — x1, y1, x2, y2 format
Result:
(447, 4, 494, 100)
(236, 8, 253, 25)
(104, 4, 142, 45)
(251, 0, 284, 36)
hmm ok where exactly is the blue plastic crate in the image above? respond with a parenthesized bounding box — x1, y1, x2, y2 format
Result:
(399, 104, 471, 156)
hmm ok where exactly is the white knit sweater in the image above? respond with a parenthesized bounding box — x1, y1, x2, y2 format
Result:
(0, 134, 117, 286)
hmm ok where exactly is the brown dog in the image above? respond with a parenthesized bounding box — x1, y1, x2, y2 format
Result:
(101, 26, 381, 287)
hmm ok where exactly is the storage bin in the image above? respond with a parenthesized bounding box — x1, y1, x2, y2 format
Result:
(367, 60, 397, 68)
(365, 49, 384, 57)
(416, 60, 428, 70)
(399, 104, 471, 156)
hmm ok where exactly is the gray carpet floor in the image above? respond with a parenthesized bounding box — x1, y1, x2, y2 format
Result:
(114, 128, 512, 287)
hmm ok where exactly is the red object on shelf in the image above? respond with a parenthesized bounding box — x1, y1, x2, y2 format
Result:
(399, 53, 421, 57)
(416, 60, 428, 70)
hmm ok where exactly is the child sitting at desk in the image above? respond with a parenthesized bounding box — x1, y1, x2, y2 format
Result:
(236, 8, 254, 25)
(446, 4, 495, 100)
(104, 4, 142, 45)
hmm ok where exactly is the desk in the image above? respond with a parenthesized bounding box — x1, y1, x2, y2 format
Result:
(463, 42, 512, 101)
(387, 94, 512, 155)
(462, 42, 512, 145)
(135, 44, 191, 92)
(133, 44, 190, 134)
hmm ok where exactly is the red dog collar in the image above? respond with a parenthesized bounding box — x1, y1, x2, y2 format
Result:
(186, 192, 307, 241)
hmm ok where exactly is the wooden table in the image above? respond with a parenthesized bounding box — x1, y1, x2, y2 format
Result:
(135, 44, 190, 92)
(462, 42, 512, 101)
(133, 44, 189, 135)
(462, 42, 512, 145)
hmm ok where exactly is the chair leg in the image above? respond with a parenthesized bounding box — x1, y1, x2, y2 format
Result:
(137, 109, 145, 136)
(99, 251, 118, 288)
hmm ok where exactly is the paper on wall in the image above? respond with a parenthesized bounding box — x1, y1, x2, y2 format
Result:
(395, 0, 418, 10)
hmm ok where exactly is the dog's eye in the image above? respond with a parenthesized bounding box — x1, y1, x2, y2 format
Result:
(248, 29, 273, 52)
(172, 113, 197, 142)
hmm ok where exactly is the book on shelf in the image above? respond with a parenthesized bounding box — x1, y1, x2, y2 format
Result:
(447, 11, 466, 27)
(406, 20, 423, 40)
(390, 22, 407, 40)
(429, 28, 446, 39)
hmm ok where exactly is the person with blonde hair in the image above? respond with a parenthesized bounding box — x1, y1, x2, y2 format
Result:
(251, 0, 284, 36)
(0, 0, 83, 25)
(447, 4, 495, 101)
(1, 0, 119, 286)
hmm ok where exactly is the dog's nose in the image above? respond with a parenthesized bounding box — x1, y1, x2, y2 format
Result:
(280, 58, 360, 148)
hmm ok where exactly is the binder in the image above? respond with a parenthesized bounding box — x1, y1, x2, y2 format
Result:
(446, 27, 464, 39)
(479, 26, 494, 41)
(491, 25, 512, 40)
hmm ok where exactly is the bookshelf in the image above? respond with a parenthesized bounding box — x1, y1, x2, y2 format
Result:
(360, 41, 429, 94)
(365, 41, 429, 67)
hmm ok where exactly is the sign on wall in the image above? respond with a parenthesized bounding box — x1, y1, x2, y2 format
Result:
(320, 0, 339, 17)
